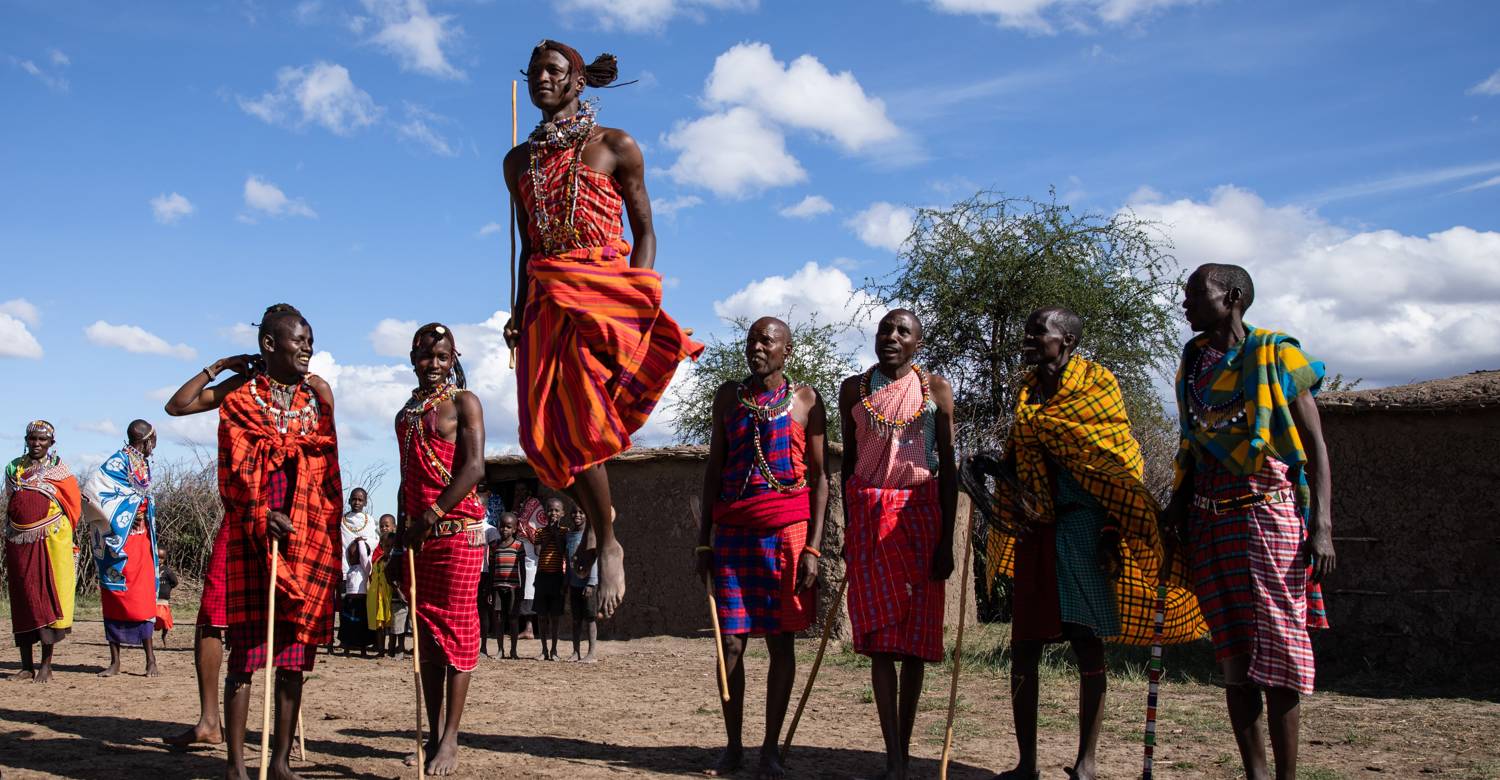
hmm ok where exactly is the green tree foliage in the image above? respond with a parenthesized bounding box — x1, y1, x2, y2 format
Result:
(669, 315, 859, 444)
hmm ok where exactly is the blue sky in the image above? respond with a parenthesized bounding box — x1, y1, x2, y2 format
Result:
(4, 0, 1498, 514)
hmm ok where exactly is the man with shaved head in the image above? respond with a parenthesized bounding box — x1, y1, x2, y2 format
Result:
(839, 308, 958, 780)
(697, 316, 829, 779)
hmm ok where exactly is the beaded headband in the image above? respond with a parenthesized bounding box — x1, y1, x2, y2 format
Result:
(26, 420, 54, 437)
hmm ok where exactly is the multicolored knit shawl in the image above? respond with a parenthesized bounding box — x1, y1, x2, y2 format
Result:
(1172, 326, 1324, 509)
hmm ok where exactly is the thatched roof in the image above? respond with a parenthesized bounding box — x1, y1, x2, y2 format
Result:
(1318, 370, 1500, 413)
(486, 442, 846, 468)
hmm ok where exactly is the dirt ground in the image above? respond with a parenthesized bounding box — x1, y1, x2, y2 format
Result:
(2, 619, 1498, 779)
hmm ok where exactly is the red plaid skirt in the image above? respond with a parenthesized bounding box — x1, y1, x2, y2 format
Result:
(195, 521, 229, 628)
(845, 477, 945, 662)
(227, 620, 315, 675)
(393, 532, 485, 672)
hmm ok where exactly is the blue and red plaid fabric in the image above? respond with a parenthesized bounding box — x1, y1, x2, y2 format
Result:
(1190, 455, 1327, 694)
(718, 383, 806, 503)
(713, 518, 812, 636)
(845, 477, 945, 662)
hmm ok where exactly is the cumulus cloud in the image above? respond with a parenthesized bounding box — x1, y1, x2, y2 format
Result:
(360, 0, 464, 80)
(713, 261, 883, 362)
(12, 50, 70, 92)
(654, 195, 703, 217)
(238, 62, 381, 135)
(78, 419, 120, 436)
(704, 42, 899, 152)
(1126, 185, 1500, 385)
(779, 194, 834, 219)
(476, 222, 505, 238)
(394, 102, 459, 156)
(85, 321, 197, 360)
(150, 192, 194, 225)
(243, 175, 317, 219)
(1468, 68, 1500, 96)
(665, 107, 806, 198)
(928, 0, 1203, 33)
(158, 413, 219, 446)
(555, 0, 757, 32)
(0, 298, 43, 359)
(220, 322, 258, 348)
(846, 202, 915, 252)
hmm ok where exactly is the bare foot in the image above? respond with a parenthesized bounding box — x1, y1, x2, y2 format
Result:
(595, 537, 626, 619)
(145, 664, 161, 678)
(426, 738, 460, 776)
(165, 723, 224, 748)
(756, 747, 786, 780)
(269, 759, 304, 780)
(1066, 764, 1097, 780)
(33, 665, 53, 683)
(706, 746, 743, 776)
(9, 669, 36, 681)
(579, 653, 598, 664)
(97, 664, 121, 678)
(404, 740, 436, 767)
(506, 651, 519, 660)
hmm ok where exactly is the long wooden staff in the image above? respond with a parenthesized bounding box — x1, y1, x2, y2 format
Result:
(780, 575, 848, 761)
(939, 496, 976, 780)
(407, 546, 426, 780)
(295, 706, 306, 761)
(704, 575, 730, 702)
(507, 78, 519, 371)
(258, 540, 280, 780)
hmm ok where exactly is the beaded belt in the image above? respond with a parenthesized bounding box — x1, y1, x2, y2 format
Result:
(1192, 489, 1297, 516)
(432, 519, 485, 539)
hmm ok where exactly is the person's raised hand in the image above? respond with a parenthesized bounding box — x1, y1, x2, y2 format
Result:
(216, 354, 259, 376)
(502, 317, 520, 351)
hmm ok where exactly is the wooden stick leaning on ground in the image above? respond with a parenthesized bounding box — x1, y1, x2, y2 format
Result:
(704, 574, 731, 703)
(939, 495, 976, 780)
(258, 540, 280, 780)
(508, 78, 519, 372)
(408, 545, 426, 780)
(780, 575, 849, 761)
(295, 706, 306, 762)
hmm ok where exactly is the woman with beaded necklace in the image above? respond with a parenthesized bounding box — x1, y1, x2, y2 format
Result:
(4, 419, 82, 684)
(502, 39, 703, 622)
(695, 316, 829, 780)
(838, 309, 958, 780)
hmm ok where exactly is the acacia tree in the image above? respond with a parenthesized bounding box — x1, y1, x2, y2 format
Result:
(668, 315, 859, 445)
(862, 191, 1183, 618)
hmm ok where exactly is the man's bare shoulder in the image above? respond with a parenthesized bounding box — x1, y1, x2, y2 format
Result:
(307, 375, 335, 408)
(597, 126, 640, 155)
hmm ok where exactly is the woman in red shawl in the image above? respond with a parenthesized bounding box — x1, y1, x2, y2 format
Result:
(4, 420, 82, 684)
(503, 40, 703, 621)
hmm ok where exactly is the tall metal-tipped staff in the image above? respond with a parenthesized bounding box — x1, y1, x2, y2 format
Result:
(780, 575, 848, 761)
(258, 541, 281, 780)
(938, 495, 975, 780)
(407, 545, 426, 780)
(508, 78, 519, 371)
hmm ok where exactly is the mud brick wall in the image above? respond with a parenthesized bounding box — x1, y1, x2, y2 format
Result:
(1314, 406, 1500, 681)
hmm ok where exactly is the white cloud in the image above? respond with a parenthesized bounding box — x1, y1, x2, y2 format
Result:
(555, 0, 757, 32)
(703, 42, 899, 152)
(369, 318, 417, 357)
(85, 321, 197, 360)
(779, 194, 834, 219)
(48, 49, 70, 67)
(220, 322, 258, 348)
(1126, 185, 1500, 385)
(12, 51, 70, 92)
(1457, 174, 1500, 193)
(78, 419, 120, 436)
(1468, 68, 1500, 96)
(928, 0, 1203, 33)
(158, 413, 218, 446)
(238, 62, 381, 136)
(713, 261, 883, 363)
(243, 175, 318, 219)
(293, 0, 323, 24)
(0, 299, 44, 359)
(654, 195, 703, 217)
(665, 107, 806, 198)
(846, 202, 915, 252)
(476, 222, 505, 238)
(395, 102, 459, 156)
(361, 0, 463, 80)
(150, 192, 194, 224)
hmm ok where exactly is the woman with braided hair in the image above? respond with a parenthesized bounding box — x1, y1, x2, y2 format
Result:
(503, 40, 703, 621)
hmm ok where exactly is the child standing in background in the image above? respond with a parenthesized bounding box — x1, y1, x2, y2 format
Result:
(532, 498, 568, 661)
(565, 507, 598, 663)
(489, 512, 526, 660)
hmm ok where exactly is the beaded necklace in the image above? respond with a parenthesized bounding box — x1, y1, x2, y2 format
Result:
(399, 384, 478, 506)
(527, 100, 598, 254)
(1186, 347, 1246, 431)
(249, 374, 320, 435)
(123, 444, 151, 492)
(14, 455, 57, 489)
(735, 378, 807, 495)
(859, 364, 931, 439)
(342, 511, 371, 534)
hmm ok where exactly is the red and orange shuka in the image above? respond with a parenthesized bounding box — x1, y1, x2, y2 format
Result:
(517, 143, 703, 490)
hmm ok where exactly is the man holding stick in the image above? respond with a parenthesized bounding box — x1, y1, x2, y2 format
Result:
(387, 323, 487, 777)
(839, 309, 958, 780)
(503, 39, 702, 619)
(696, 316, 828, 779)
(165, 303, 341, 780)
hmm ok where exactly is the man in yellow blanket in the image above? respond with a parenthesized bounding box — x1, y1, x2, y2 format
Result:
(4, 420, 82, 683)
(503, 40, 701, 619)
(977, 307, 1204, 780)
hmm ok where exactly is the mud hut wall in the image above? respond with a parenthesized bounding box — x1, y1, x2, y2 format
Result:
(1316, 408, 1500, 675)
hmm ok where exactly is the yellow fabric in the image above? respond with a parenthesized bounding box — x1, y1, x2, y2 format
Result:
(367, 558, 392, 630)
(986, 357, 1205, 646)
(43, 512, 76, 630)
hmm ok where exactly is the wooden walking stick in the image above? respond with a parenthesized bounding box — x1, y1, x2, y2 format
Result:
(704, 574, 730, 703)
(258, 539, 280, 780)
(295, 705, 306, 762)
(939, 496, 976, 780)
(408, 546, 426, 780)
(780, 575, 848, 761)
(508, 78, 519, 371)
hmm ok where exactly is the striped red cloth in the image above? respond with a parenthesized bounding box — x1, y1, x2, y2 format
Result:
(845, 476, 945, 662)
(1190, 455, 1327, 694)
(195, 520, 229, 628)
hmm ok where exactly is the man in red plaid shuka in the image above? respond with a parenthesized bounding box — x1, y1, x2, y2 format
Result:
(695, 317, 829, 779)
(164, 303, 341, 780)
(839, 309, 959, 780)
(387, 323, 488, 777)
